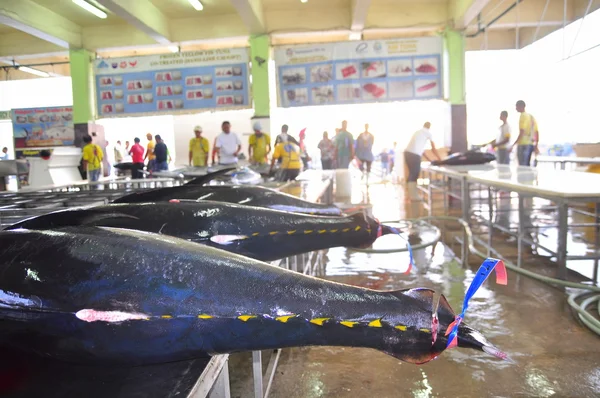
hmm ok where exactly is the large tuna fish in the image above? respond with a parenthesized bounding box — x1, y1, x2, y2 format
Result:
(0, 227, 506, 366)
(5, 201, 390, 261)
(113, 185, 341, 215)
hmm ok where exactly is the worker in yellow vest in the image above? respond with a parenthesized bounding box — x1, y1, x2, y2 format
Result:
(189, 126, 209, 167)
(248, 121, 271, 165)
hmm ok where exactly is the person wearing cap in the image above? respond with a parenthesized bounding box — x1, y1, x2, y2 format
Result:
(248, 121, 271, 165)
(189, 126, 209, 167)
(144, 133, 156, 171)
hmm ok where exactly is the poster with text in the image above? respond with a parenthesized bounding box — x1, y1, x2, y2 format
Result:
(11, 106, 74, 149)
(94, 49, 250, 117)
(274, 38, 443, 108)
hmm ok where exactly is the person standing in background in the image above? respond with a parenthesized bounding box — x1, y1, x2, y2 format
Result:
(510, 100, 539, 166)
(144, 133, 155, 171)
(488, 111, 511, 164)
(404, 122, 441, 200)
(298, 128, 310, 169)
(334, 120, 354, 169)
(189, 126, 209, 167)
(213, 121, 241, 166)
(379, 148, 390, 179)
(0, 147, 8, 160)
(248, 121, 271, 165)
(129, 137, 145, 179)
(270, 137, 302, 181)
(388, 142, 397, 173)
(355, 123, 375, 180)
(114, 140, 124, 164)
(82, 135, 104, 182)
(153, 135, 169, 172)
(275, 124, 289, 146)
(318, 131, 335, 170)
(102, 140, 111, 177)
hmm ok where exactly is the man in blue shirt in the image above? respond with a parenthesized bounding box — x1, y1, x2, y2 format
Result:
(334, 120, 354, 169)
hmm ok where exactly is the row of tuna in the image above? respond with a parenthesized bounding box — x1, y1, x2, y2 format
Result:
(0, 169, 507, 366)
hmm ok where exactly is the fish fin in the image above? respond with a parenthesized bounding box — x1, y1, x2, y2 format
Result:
(185, 168, 237, 185)
(209, 235, 248, 245)
(388, 288, 456, 322)
(6, 212, 140, 230)
(383, 349, 444, 365)
(78, 213, 141, 226)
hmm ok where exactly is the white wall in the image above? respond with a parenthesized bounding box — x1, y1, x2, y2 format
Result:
(173, 109, 254, 167)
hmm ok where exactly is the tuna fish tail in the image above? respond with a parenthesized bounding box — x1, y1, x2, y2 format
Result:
(457, 324, 512, 362)
(185, 168, 237, 185)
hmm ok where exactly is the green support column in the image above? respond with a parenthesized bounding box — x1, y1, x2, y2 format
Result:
(69, 49, 95, 124)
(444, 30, 467, 153)
(249, 35, 271, 119)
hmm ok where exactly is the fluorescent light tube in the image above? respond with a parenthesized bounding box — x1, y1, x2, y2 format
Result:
(187, 0, 204, 11)
(72, 0, 108, 19)
(19, 66, 50, 78)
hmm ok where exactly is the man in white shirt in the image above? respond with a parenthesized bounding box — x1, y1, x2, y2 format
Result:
(213, 121, 242, 166)
(489, 111, 511, 164)
(404, 122, 441, 200)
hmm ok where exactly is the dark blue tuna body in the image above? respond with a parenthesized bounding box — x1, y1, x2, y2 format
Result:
(112, 185, 343, 215)
(0, 227, 500, 365)
(5, 201, 386, 261)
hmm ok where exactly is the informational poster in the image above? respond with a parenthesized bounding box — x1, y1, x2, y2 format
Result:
(11, 106, 74, 148)
(93, 49, 250, 117)
(274, 38, 443, 108)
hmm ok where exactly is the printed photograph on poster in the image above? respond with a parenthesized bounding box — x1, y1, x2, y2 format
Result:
(283, 88, 308, 106)
(114, 76, 123, 86)
(102, 104, 114, 114)
(127, 94, 153, 104)
(114, 90, 124, 99)
(100, 90, 113, 100)
(232, 67, 242, 76)
(361, 61, 386, 78)
(99, 77, 113, 86)
(217, 81, 234, 91)
(115, 103, 124, 113)
(281, 68, 306, 85)
(414, 57, 438, 74)
(217, 96, 234, 106)
(337, 84, 361, 101)
(415, 79, 439, 97)
(186, 75, 205, 86)
(216, 67, 233, 77)
(362, 82, 387, 99)
(156, 85, 183, 96)
(311, 86, 334, 104)
(156, 71, 182, 82)
(157, 100, 183, 110)
(233, 81, 243, 90)
(388, 60, 412, 76)
(127, 80, 153, 91)
(388, 81, 414, 99)
(234, 95, 244, 105)
(336, 63, 359, 80)
(310, 64, 333, 83)
(186, 89, 213, 100)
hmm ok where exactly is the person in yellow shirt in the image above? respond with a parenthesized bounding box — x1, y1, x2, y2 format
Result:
(82, 135, 104, 182)
(510, 100, 539, 166)
(248, 121, 271, 165)
(270, 135, 301, 181)
(189, 126, 209, 167)
(144, 133, 156, 171)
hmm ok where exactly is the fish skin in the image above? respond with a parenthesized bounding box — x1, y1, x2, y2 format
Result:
(4, 201, 388, 262)
(431, 151, 496, 166)
(112, 185, 343, 216)
(0, 227, 501, 365)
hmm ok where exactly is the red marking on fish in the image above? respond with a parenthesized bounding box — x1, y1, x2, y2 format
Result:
(169, 199, 180, 203)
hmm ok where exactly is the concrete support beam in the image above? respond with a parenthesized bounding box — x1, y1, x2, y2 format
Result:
(366, 2, 447, 28)
(459, 0, 494, 29)
(0, 32, 66, 57)
(0, 0, 81, 48)
(95, 0, 172, 45)
(230, 0, 265, 34)
(70, 49, 96, 123)
(82, 24, 161, 50)
(350, 0, 372, 31)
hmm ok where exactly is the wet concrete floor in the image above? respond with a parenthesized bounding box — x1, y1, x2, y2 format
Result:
(230, 180, 600, 398)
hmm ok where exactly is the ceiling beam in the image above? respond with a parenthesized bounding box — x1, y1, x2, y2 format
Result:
(95, 0, 172, 45)
(460, 0, 494, 29)
(0, 0, 82, 48)
(0, 31, 69, 57)
(350, 0, 372, 32)
(230, 0, 265, 34)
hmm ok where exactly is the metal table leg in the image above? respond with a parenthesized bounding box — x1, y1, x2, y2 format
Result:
(252, 351, 263, 398)
(461, 178, 470, 266)
(557, 202, 569, 280)
(488, 187, 493, 257)
(518, 196, 524, 268)
(594, 202, 599, 284)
